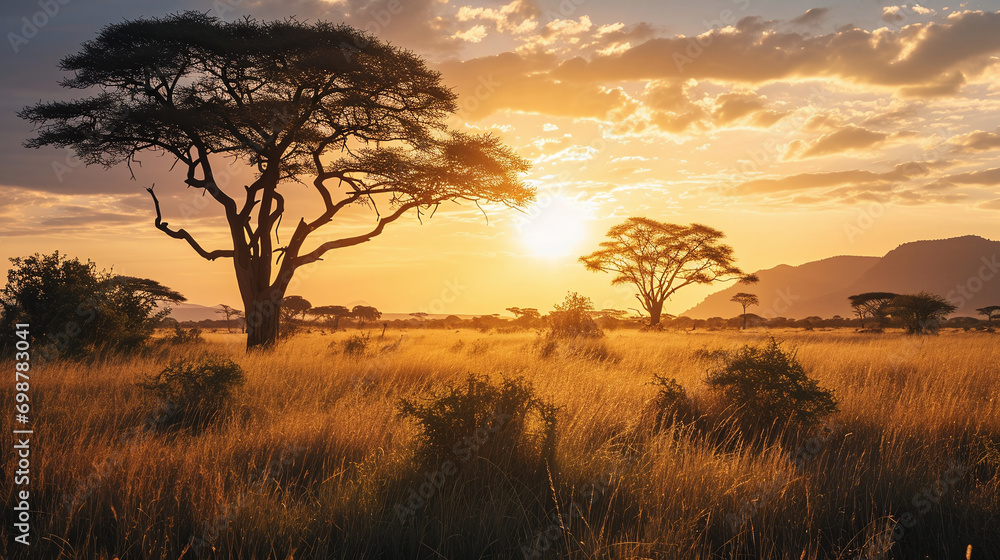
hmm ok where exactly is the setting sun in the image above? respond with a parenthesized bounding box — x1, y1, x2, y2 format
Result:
(516, 194, 588, 258)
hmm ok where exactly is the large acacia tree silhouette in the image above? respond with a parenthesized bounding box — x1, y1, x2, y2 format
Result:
(20, 12, 532, 349)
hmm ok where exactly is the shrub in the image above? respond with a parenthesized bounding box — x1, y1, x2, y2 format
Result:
(399, 373, 558, 469)
(138, 356, 245, 427)
(170, 325, 203, 344)
(343, 332, 371, 355)
(0, 251, 185, 359)
(548, 292, 603, 339)
(564, 337, 618, 362)
(650, 374, 696, 429)
(705, 337, 837, 428)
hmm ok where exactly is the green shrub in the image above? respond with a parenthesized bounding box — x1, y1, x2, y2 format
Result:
(399, 373, 558, 469)
(650, 374, 696, 429)
(138, 356, 245, 427)
(170, 325, 203, 344)
(343, 332, 371, 355)
(548, 292, 603, 339)
(0, 252, 185, 360)
(705, 337, 837, 428)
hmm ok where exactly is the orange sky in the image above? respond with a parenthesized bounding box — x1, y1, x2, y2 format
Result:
(3, 1, 1000, 317)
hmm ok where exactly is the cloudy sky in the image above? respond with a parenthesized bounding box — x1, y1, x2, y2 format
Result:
(3, 0, 1000, 316)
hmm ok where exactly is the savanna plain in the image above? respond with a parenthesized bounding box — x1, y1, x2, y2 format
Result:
(2, 328, 998, 560)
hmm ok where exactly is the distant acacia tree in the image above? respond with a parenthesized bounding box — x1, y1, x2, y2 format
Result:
(848, 292, 897, 331)
(506, 307, 541, 328)
(580, 218, 757, 326)
(730, 293, 759, 330)
(216, 304, 243, 333)
(886, 292, 957, 334)
(310, 305, 352, 329)
(1, 252, 184, 359)
(976, 305, 1000, 327)
(280, 296, 312, 323)
(19, 12, 532, 350)
(352, 305, 382, 328)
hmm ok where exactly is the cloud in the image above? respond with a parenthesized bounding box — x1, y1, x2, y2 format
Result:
(928, 167, 1000, 188)
(551, 10, 1000, 96)
(979, 198, 1000, 210)
(947, 129, 1000, 153)
(786, 125, 889, 159)
(439, 52, 636, 121)
(711, 92, 789, 127)
(790, 7, 829, 28)
(452, 25, 489, 43)
(456, 0, 540, 34)
(731, 162, 930, 195)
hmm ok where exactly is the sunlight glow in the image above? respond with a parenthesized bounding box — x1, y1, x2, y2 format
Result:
(516, 195, 588, 258)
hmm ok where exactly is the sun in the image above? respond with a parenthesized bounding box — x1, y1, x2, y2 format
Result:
(517, 195, 588, 258)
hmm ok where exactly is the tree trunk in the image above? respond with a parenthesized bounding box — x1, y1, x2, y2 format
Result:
(244, 292, 282, 350)
(648, 300, 664, 327)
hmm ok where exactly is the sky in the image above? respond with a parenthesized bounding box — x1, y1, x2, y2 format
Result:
(3, 0, 1000, 317)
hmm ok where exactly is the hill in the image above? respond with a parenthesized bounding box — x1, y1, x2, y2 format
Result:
(683, 235, 1000, 319)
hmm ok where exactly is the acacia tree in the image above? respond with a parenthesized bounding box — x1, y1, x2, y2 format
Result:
(280, 295, 312, 323)
(976, 305, 1000, 327)
(580, 218, 757, 326)
(848, 292, 897, 331)
(886, 292, 957, 334)
(19, 13, 532, 350)
(730, 292, 759, 330)
(353, 305, 381, 328)
(310, 305, 352, 329)
(216, 304, 244, 333)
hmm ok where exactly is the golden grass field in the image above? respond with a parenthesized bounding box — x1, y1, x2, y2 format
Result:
(2, 328, 999, 559)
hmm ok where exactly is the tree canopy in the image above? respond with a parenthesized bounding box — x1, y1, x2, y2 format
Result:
(848, 292, 897, 331)
(730, 292, 759, 330)
(886, 292, 957, 334)
(19, 12, 532, 350)
(580, 218, 757, 326)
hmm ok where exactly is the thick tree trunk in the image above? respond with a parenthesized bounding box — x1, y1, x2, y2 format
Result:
(244, 291, 281, 351)
(648, 300, 664, 327)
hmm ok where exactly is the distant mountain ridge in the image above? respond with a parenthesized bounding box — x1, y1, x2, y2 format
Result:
(682, 235, 1000, 319)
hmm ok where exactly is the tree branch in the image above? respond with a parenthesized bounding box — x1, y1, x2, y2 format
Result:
(147, 186, 234, 261)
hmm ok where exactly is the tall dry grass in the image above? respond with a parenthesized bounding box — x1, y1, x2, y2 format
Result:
(1, 328, 997, 559)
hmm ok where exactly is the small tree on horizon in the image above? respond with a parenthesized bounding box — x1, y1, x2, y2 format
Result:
(976, 305, 1000, 327)
(580, 218, 757, 327)
(730, 292, 759, 330)
(353, 305, 382, 328)
(310, 305, 352, 329)
(848, 292, 897, 331)
(280, 296, 312, 323)
(216, 304, 244, 333)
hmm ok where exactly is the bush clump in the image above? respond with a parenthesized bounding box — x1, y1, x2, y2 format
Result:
(548, 292, 603, 339)
(170, 325, 203, 344)
(399, 373, 558, 469)
(650, 374, 696, 429)
(343, 332, 371, 356)
(705, 337, 837, 428)
(138, 356, 245, 427)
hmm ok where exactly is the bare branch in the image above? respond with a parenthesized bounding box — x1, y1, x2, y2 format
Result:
(146, 186, 234, 261)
